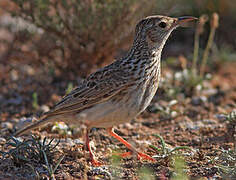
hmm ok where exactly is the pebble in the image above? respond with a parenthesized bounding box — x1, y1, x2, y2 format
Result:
(122, 123, 134, 130)
(73, 139, 84, 145)
(191, 96, 207, 106)
(10, 70, 19, 81)
(168, 99, 178, 107)
(88, 167, 111, 178)
(40, 105, 50, 113)
(52, 122, 69, 131)
(171, 111, 178, 118)
(22, 64, 35, 75)
(65, 138, 74, 145)
(5, 95, 22, 105)
(195, 84, 202, 91)
(0, 137, 6, 144)
(16, 117, 35, 129)
(179, 119, 218, 131)
(202, 119, 217, 124)
(148, 103, 164, 113)
(174, 71, 183, 80)
(1, 122, 13, 129)
(202, 88, 217, 96)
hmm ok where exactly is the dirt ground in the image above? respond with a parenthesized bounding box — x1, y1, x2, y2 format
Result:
(0, 49, 235, 179)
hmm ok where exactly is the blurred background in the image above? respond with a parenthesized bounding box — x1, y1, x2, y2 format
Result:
(0, 1, 236, 179)
(0, 0, 235, 118)
(0, 0, 235, 75)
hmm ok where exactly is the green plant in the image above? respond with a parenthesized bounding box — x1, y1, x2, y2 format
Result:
(171, 156, 188, 180)
(65, 82, 73, 95)
(0, 136, 60, 165)
(109, 150, 123, 178)
(0, 136, 63, 178)
(32, 92, 39, 110)
(217, 110, 236, 143)
(192, 14, 209, 75)
(215, 147, 236, 179)
(217, 47, 236, 62)
(150, 134, 193, 159)
(138, 166, 155, 180)
(43, 151, 64, 179)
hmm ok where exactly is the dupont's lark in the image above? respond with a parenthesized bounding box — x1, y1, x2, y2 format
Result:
(15, 15, 197, 166)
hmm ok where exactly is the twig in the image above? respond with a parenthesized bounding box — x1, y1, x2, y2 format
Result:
(200, 13, 219, 77)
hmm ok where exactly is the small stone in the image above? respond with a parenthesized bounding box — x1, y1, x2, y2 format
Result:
(202, 88, 217, 96)
(6, 95, 22, 105)
(202, 119, 217, 124)
(22, 65, 35, 75)
(148, 103, 164, 113)
(10, 70, 19, 81)
(174, 71, 183, 80)
(179, 120, 205, 131)
(122, 123, 134, 130)
(171, 111, 178, 118)
(40, 105, 50, 113)
(73, 139, 84, 145)
(0, 137, 6, 144)
(168, 99, 178, 107)
(107, 148, 112, 154)
(66, 138, 74, 146)
(205, 73, 212, 79)
(196, 84, 202, 91)
(200, 96, 207, 102)
(52, 122, 69, 131)
(16, 117, 35, 129)
(1, 122, 13, 129)
(182, 69, 189, 79)
(215, 114, 227, 121)
(191, 96, 207, 106)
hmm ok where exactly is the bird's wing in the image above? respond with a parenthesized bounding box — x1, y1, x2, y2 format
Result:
(45, 63, 132, 116)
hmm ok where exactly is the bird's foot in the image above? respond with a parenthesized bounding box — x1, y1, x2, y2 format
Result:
(91, 158, 103, 166)
(137, 152, 156, 162)
(118, 151, 155, 162)
(120, 151, 132, 158)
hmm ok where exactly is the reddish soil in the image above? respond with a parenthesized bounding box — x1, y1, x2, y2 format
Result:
(0, 56, 235, 179)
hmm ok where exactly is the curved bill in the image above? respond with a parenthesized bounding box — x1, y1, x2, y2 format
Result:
(177, 16, 198, 26)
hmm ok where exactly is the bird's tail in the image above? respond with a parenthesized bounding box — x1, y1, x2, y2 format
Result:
(14, 115, 51, 137)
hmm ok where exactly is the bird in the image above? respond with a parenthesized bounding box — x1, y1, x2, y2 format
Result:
(14, 15, 197, 166)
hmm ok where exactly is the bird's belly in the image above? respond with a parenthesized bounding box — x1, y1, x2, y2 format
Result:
(74, 76, 159, 128)
(75, 100, 137, 128)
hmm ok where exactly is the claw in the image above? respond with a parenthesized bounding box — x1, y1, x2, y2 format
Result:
(91, 159, 103, 166)
(114, 151, 155, 162)
(137, 152, 156, 162)
(108, 127, 156, 162)
(86, 129, 103, 166)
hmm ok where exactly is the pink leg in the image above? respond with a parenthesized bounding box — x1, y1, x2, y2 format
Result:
(107, 127, 155, 162)
(85, 129, 102, 166)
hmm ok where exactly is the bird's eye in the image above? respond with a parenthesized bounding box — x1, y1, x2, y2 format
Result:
(159, 22, 167, 28)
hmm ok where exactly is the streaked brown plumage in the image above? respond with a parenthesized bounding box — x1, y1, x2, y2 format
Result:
(15, 15, 197, 166)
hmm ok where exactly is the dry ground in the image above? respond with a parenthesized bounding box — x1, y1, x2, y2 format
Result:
(0, 53, 235, 179)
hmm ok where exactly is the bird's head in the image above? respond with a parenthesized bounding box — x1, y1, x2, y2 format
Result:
(134, 15, 197, 49)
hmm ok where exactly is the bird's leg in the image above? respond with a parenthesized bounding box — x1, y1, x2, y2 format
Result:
(107, 127, 155, 162)
(85, 129, 102, 166)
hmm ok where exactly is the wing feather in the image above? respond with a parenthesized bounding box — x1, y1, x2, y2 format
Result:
(45, 63, 130, 116)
